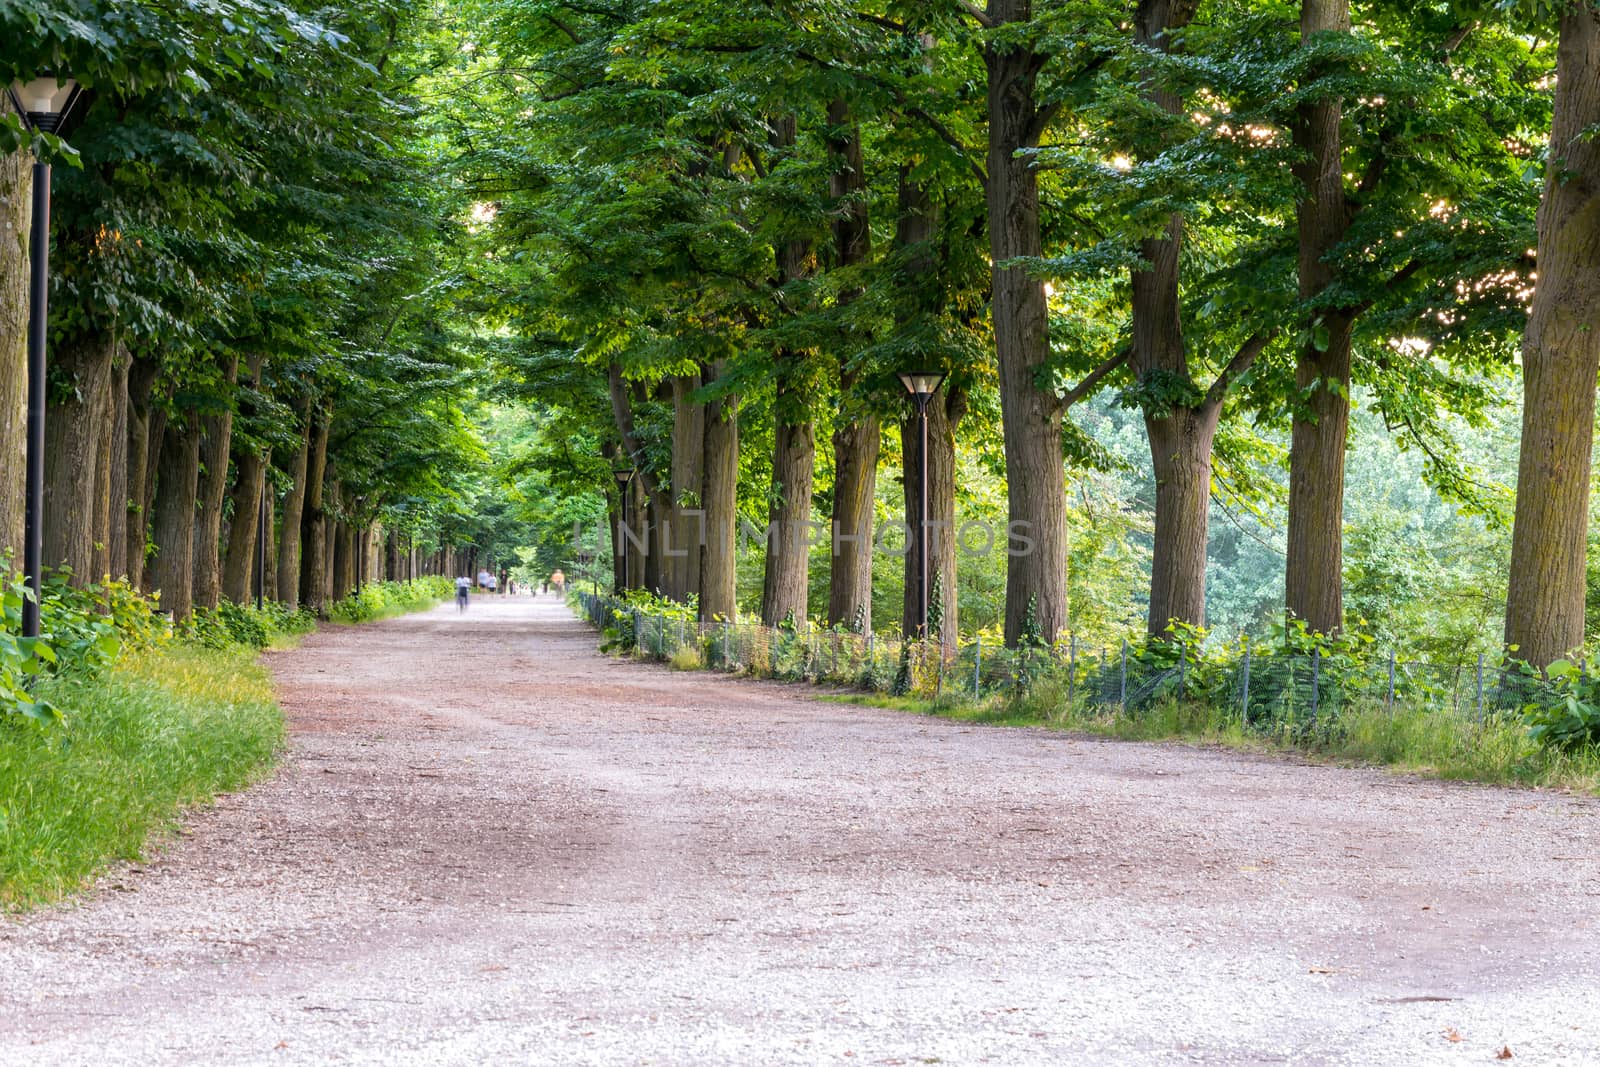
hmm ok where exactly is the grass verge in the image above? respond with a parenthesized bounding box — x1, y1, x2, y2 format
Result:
(0, 644, 284, 910)
(824, 688, 1600, 795)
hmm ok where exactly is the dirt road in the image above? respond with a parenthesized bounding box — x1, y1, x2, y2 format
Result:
(1, 597, 1596, 1065)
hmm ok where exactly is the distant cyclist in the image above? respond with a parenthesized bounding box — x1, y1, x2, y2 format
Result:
(455, 574, 472, 612)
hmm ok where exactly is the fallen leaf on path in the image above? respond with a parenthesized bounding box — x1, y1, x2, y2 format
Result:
(1443, 1029, 1462, 1043)
(1497, 1047, 1514, 1059)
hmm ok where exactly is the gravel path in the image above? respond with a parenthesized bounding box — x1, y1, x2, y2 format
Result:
(1, 597, 1597, 1066)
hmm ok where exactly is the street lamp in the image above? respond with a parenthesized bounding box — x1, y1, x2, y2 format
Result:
(613, 465, 636, 594)
(8, 75, 82, 639)
(898, 371, 945, 640)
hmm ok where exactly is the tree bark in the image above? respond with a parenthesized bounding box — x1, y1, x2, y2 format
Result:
(761, 380, 815, 626)
(901, 385, 967, 645)
(42, 330, 115, 581)
(149, 420, 201, 621)
(668, 373, 706, 602)
(0, 127, 30, 560)
(124, 356, 160, 590)
(276, 405, 312, 607)
(1146, 404, 1220, 632)
(987, 0, 1068, 645)
(333, 519, 354, 601)
(192, 354, 238, 611)
(825, 98, 878, 631)
(699, 362, 740, 622)
(221, 447, 266, 604)
(220, 355, 265, 604)
(260, 484, 276, 600)
(299, 406, 331, 616)
(1284, 0, 1354, 636)
(1505, 7, 1600, 668)
(89, 365, 114, 583)
(1130, 0, 1215, 637)
(106, 348, 130, 581)
(761, 113, 817, 627)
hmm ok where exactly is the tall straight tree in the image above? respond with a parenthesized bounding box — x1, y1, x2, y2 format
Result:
(1285, 0, 1353, 635)
(1505, 3, 1600, 667)
(824, 98, 879, 631)
(985, 0, 1069, 645)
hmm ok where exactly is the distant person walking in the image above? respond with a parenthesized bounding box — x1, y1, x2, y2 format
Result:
(455, 574, 472, 612)
(551, 570, 565, 596)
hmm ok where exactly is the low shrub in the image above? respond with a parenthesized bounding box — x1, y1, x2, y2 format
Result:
(327, 576, 454, 624)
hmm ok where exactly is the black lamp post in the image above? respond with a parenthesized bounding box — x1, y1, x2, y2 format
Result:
(9, 75, 82, 640)
(613, 465, 635, 594)
(898, 371, 945, 640)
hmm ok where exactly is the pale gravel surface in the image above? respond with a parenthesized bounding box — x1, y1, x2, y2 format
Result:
(1, 597, 1598, 1066)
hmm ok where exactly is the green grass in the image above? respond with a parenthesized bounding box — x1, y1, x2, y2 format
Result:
(0, 644, 284, 909)
(824, 686, 1600, 795)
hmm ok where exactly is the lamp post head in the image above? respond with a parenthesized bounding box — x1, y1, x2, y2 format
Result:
(612, 465, 635, 488)
(10, 76, 80, 133)
(897, 370, 945, 412)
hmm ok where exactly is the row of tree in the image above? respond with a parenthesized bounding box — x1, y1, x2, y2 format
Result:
(457, 0, 1600, 666)
(0, 1, 515, 620)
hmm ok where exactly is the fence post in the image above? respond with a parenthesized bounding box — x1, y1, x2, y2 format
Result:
(1476, 653, 1485, 721)
(1179, 640, 1187, 695)
(633, 609, 641, 656)
(1068, 633, 1077, 708)
(1387, 650, 1396, 713)
(1119, 637, 1128, 711)
(1311, 647, 1320, 720)
(1241, 646, 1251, 726)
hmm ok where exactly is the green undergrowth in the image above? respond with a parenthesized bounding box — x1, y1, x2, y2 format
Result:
(0, 573, 453, 909)
(327, 575, 454, 624)
(0, 644, 283, 909)
(824, 688, 1600, 795)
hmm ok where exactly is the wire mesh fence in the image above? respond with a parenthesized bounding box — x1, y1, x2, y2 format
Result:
(575, 593, 1555, 735)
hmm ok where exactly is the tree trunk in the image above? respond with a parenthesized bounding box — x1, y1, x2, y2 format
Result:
(220, 350, 266, 606)
(277, 406, 312, 607)
(89, 365, 114, 583)
(1285, 0, 1354, 636)
(42, 330, 115, 581)
(830, 415, 879, 631)
(699, 363, 740, 622)
(385, 529, 400, 583)
(333, 520, 354, 601)
(139, 398, 168, 595)
(222, 448, 266, 604)
(299, 407, 331, 616)
(902, 386, 966, 644)
(106, 348, 129, 581)
(1505, 7, 1600, 668)
(1146, 405, 1220, 633)
(149, 420, 201, 621)
(1131, 0, 1212, 637)
(668, 373, 706, 602)
(987, 0, 1067, 645)
(319, 480, 339, 607)
(261, 485, 276, 601)
(761, 381, 815, 626)
(124, 356, 159, 590)
(192, 354, 238, 611)
(825, 98, 878, 631)
(0, 131, 30, 560)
